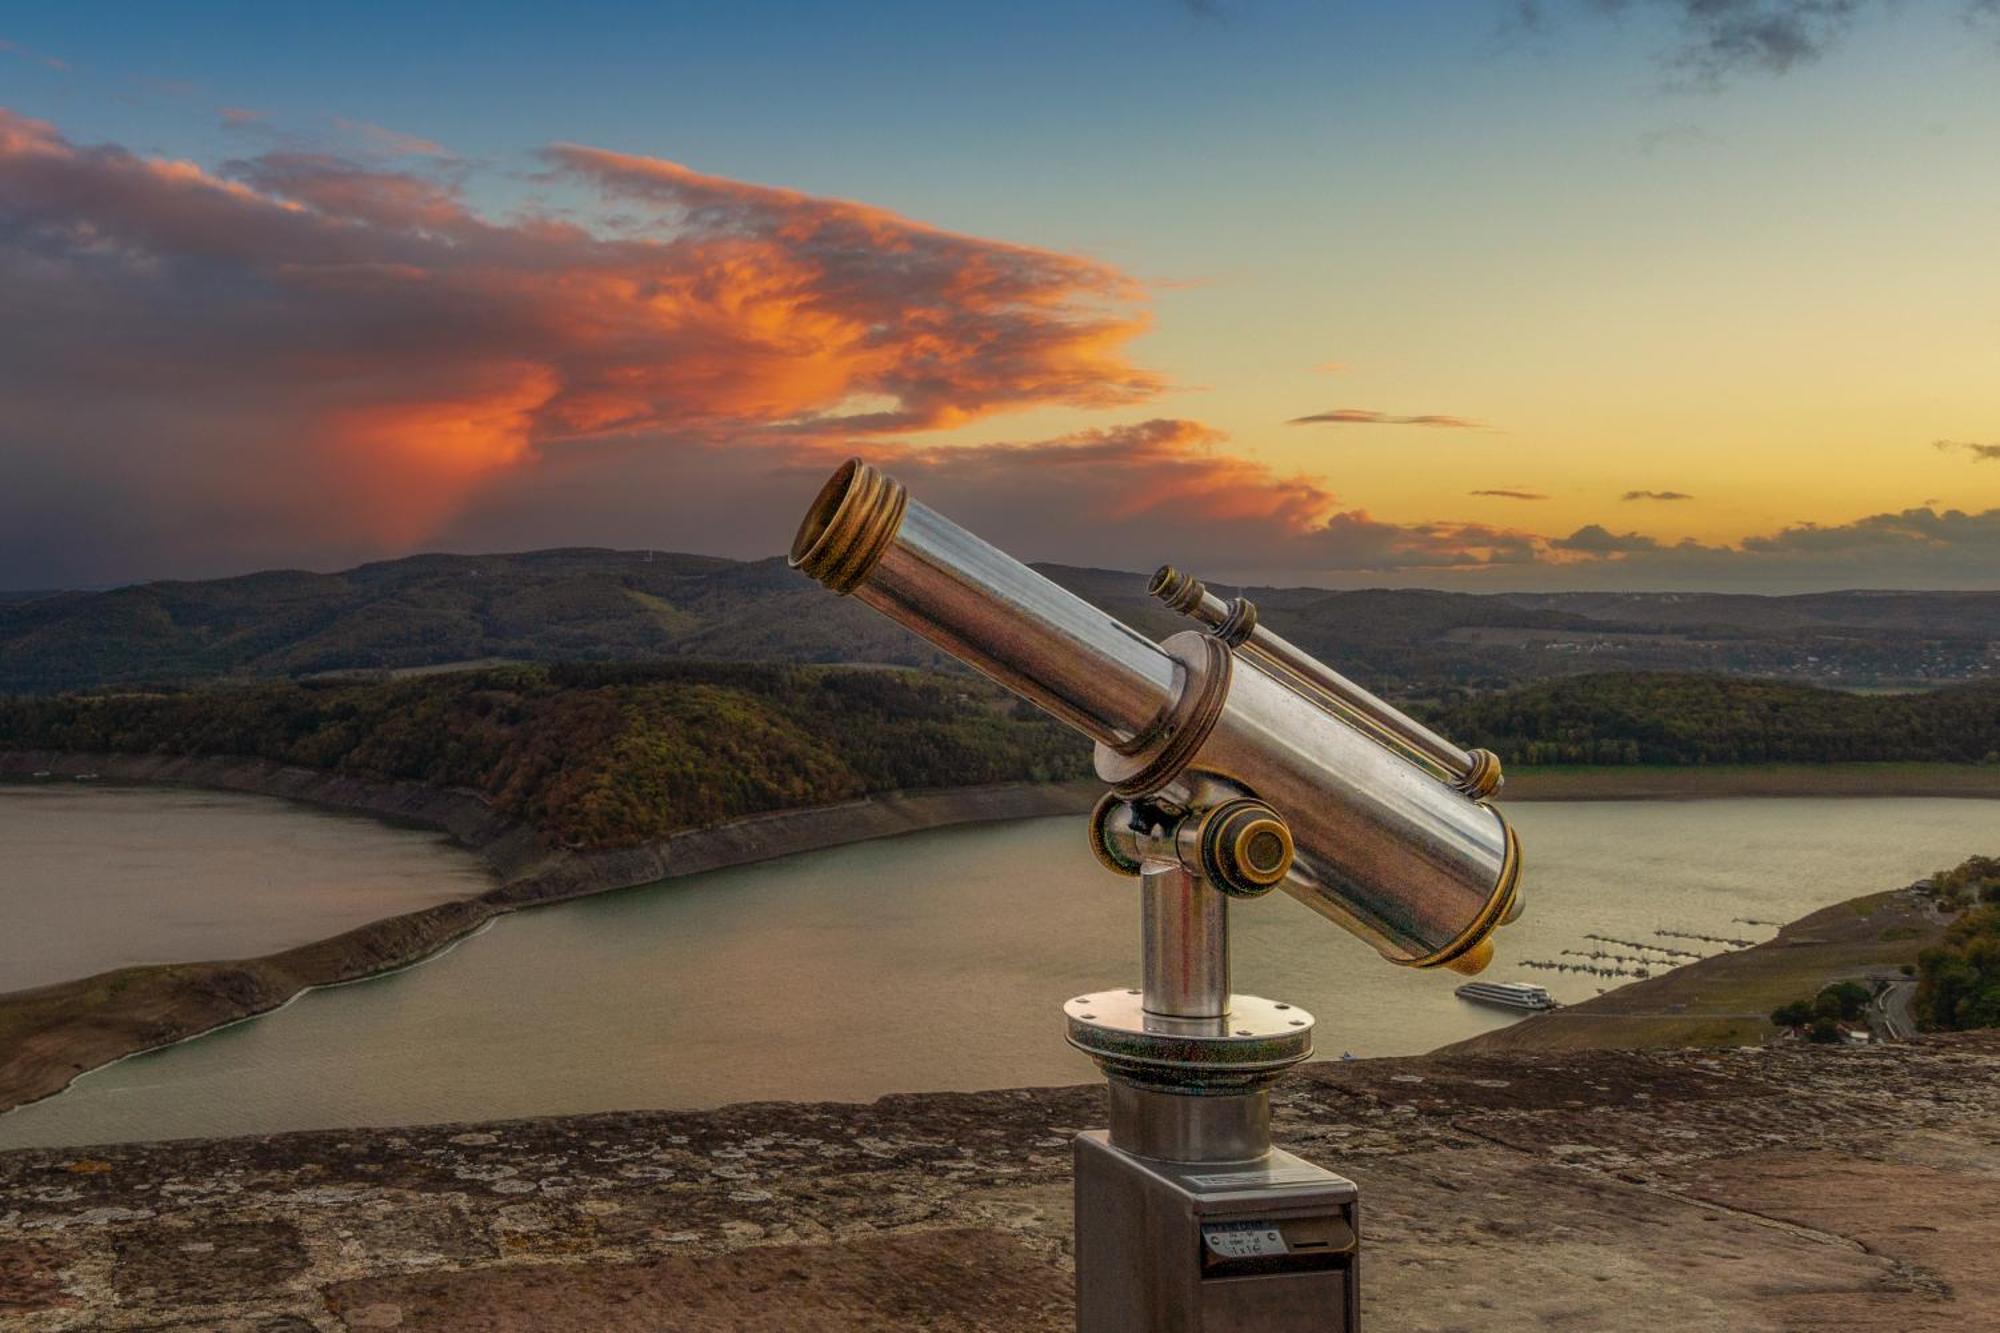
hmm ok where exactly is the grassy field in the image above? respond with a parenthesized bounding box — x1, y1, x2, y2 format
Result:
(1499, 761, 2000, 801)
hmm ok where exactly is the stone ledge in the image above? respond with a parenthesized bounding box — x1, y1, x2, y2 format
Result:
(3, 1033, 1997, 1330)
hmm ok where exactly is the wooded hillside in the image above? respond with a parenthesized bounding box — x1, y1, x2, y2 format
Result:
(0, 664, 1089, 847)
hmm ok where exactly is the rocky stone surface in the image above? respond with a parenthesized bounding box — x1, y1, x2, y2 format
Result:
(3, 1033, 1996, 1330)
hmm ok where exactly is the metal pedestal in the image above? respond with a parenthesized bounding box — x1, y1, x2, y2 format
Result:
(1066, 857, 1360, 1331)
(1076, 1129, 1358, 1332)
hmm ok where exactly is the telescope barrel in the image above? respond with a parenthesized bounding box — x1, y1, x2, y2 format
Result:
(791, 460, 1177, 749)
(1150, 566, 1502, 798)
(791, 459, 1519, 973)
(1163, 653, 1515, 971)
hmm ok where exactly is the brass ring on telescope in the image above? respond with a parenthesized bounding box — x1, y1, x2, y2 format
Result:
(1214, 596, 1258, 648)
(1396, 814, 1522, 976)
(788, 458, 909, 595)
(1454, 747, 1505, 800)
(1095, 632, 1232, 799)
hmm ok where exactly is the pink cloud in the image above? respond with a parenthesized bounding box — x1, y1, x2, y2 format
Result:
(331, 117, 454, 159)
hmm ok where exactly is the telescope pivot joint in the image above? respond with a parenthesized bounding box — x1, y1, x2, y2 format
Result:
(1089, 792, 1294, 900)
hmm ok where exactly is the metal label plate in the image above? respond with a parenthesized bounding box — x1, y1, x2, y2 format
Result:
(1202, 1221, 1289, 1258)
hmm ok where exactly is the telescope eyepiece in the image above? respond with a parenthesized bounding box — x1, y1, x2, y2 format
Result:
(1088, 794, 1293, 899)
(1200, 799, 1294, 898)
(1148, 565, 1207, 615)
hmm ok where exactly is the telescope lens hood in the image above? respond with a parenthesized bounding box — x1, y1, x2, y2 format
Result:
(789, 458, 907, 595)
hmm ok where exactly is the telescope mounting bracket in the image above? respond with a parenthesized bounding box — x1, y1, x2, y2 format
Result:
(1070, 792, 1315, 1164)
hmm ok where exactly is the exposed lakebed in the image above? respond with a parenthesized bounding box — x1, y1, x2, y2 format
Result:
(1, 794, 1992, 1149)
(0, 783, 492, 994)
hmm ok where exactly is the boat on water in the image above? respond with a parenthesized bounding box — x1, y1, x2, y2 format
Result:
(1455, 980, 1558, 1012)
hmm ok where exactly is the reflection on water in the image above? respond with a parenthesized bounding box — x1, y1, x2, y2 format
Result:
(1, 796, 1992, 1149)
(0, 784, 491, 993)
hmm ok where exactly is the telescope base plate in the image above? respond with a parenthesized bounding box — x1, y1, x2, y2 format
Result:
(1065, 989, 1313, 1091)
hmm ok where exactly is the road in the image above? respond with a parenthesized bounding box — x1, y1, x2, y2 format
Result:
(1870, 976, 1918, 1041)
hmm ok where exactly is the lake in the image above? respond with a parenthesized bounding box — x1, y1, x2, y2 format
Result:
(0, 796, 1992, 1149)
(0, 783, 493, 994)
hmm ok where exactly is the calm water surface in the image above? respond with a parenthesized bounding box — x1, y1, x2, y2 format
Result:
(1, 797, 1992, 1149)
(0, 784, 492, 993)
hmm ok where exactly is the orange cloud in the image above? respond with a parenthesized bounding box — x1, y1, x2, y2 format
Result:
(0, 109, 1161, 583)
(429, 407, 2000, 592)
(544, 144, 1162, 432)
(444, 417, 1547, 582)
(1287, 409, 1485, 428)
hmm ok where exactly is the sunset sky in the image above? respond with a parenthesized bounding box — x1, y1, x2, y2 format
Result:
(2, 1, 1997, 591)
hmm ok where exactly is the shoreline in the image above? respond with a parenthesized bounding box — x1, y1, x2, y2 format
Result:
(0, 750, 1103, 1116)
(2, 751, 1994, 1118)
(1434, 884, 1952, 1054)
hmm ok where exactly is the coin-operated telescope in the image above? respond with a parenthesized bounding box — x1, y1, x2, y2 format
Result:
(791, 460, 1522, 1332)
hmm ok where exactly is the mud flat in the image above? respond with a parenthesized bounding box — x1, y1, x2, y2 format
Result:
(2, 1031, 1995, 1330)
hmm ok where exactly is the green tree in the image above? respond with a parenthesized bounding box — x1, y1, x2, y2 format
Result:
(1913, 895, 2000, 1031)
(1818, 981, 1872, 1021)
(1770, 999, 1813, 1028)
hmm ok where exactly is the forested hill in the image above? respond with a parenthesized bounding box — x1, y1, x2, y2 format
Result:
(0, 663, 1089, 848)
(1419, 673, 2000, 766)
(3, 547, 1996, 694)
(3, 668, 1995, 849)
